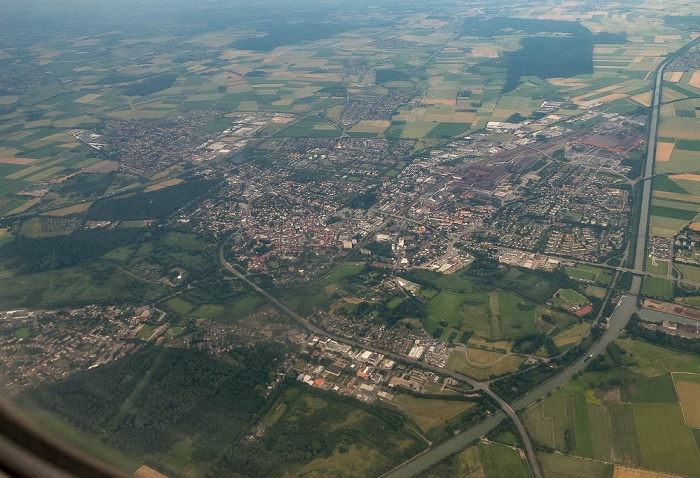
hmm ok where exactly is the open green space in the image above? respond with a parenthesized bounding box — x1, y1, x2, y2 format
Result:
(425, 290, 538, 342)
(0, 266, 167, 310)
(677, 263, 700, 283)
(641, 277, 675, 300)
(285, 263, 365, 316)
(644, 256, 669, 275)
(391, 395, 476, 432)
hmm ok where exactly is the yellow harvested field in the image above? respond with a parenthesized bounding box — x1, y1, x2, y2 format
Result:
(653, 191, 700, 204)
(553, 323, 590, 347)
(145, 178, 183, 192)
(303, 73, 343, 83)
(469, 45, 498, 58)
(656, 142, 675, 162)
(631, 91, 652, 107)
(0, 157, 36, 165)
(670, 174, 700, 182)
(595, 93, 629, 103)
(655, 34, 682, 43)
(0, 95, 18, 105)
(659, 120, 700, 139)
(6, 165, 43, 180)
(74, 93, 101, 104)
(237, 101, 257, 111)
(453, 112, 476, 122)
(547, 78, 587, 87)
(26, 166, 65, 182)
(81, 160, 119, 173)
(133, 465, 168, 478)
(668, 72, 683, 82)
(690, 71, 700, 89)
(689, 222, 700, 232)
(25, 132, 74, 149)
(675, 380, 700, 428)
(650, 226, 680, 237)
(43, 202, 93, 217)
(572, 85, 623, 104)
(348, 120, 390, 133)
(424, 98, 457, 106)
(614, 466, 680, 478)
(7, 198, 40, 215)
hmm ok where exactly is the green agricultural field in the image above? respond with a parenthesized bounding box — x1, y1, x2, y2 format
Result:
(526, 337, 700, 473)
(539, 452, 611, 478)
(164, 232, 209, 251)
(676, 139, 700, 151)
(633, 403, 700, 475)
(641, 277, 674, 300)
(424, 122, 470, 139)
(628, 374, 678, 403)
(608, 403, 643, 465)
(523, 393, 574, 452)
(650, 204, 698, 221)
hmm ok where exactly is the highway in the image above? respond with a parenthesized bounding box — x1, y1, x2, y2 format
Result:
(217, 37, 700, 478)
(631, 49, 667, 294)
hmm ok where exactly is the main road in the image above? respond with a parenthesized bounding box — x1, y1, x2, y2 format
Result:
(218, 240, 543, 478)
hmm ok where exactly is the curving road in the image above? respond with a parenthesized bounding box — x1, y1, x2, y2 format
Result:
(218, 240, 543, 478)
